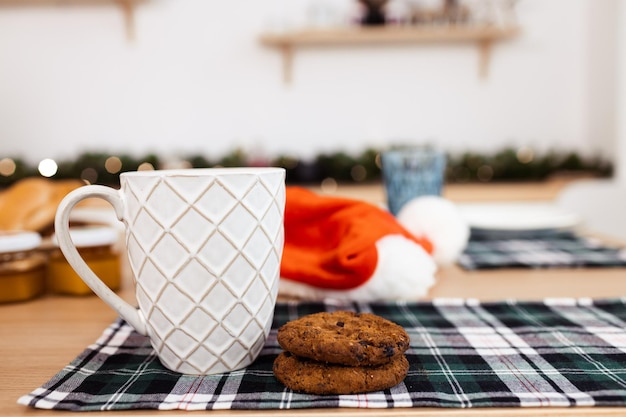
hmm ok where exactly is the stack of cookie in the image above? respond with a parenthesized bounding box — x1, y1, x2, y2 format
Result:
(273, 310, 410, 395)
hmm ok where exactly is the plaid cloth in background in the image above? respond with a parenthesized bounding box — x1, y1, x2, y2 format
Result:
(458, 230, 626, 270)
(18, 298, 626, 411)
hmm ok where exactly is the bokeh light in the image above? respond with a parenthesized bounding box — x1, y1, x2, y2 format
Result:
(105, 156, 123, 174)
(516, 146, 534, 164)
(81, 167, 98, 184)
(320, 177, 338, 193)
(452, 166, 471, 182)
(138, 162, 155, 171)
(350, 164, 367, 182)
(477, 165, 494, 182)
(0, 158, 16, 176)
(374, 153, 382, 169)
(38, 158, 58, 177)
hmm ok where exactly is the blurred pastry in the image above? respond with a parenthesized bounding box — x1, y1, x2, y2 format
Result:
(0, 177, 84, 232)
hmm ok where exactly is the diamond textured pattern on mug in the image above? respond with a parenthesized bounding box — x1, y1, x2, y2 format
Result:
(266, 208, 284, 244)
(243, 277, 274, 313)
(241, 181, 274, 217)
(134, 259, 168, 307)
(222, 303, 257, 338)
(196, 233, 238, 277)
(167, 329, 199, 359)
(144, 180, 193, 228)
(123, 173, 284, 374)
(221, 256, 257, 298)
(242, 227, 273, 270)
(219, 204, 257, 248)
(258, 296, 276, 329)
(130, 209, 166, 256)
(151, 233, 192, 279)
(171, 259, 219, 303)
(218, 340, 254, 371)
(182, 308, 219, 342)
(170, 208, 216, 253)
(240, 316, 269, 349)
(194, 182, 238, 224)
(143, 301, 175, 341)
(201, 280, 239, 316)
(156, 284, 196, 325)
(260, 252, 281, 287)
(259, 171, 285, 199)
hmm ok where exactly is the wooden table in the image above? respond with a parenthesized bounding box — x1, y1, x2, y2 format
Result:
(3, 179, 626, 416)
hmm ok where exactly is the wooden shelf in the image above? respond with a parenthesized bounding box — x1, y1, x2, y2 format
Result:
(0, 0, 137, 41)
(116, 0, 136, 41)
(259, 25, 521, 84)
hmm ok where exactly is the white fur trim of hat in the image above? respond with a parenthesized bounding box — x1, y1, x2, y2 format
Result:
(278, 234, 437, 301)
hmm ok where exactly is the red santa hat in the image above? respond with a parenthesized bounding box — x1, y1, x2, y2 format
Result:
(279, 187, 468, 301)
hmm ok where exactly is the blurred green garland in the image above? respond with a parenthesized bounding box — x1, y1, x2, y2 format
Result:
(0, 147, 612, 188)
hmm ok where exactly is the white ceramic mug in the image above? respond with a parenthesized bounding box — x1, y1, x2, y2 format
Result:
(54, 167, 286, 375)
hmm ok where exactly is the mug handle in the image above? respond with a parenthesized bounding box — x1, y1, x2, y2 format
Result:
(54, 185, 147, 335)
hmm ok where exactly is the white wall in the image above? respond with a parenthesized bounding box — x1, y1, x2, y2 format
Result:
(618, 0, 626, 183)
(0, 0, 618, 165)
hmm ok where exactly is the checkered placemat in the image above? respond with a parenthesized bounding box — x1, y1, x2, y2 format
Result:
(458, 230, 626, 270)
(18, 298, 626, 411)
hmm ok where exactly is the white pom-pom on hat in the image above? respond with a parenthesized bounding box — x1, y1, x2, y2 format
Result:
(396, 196, 470, 265)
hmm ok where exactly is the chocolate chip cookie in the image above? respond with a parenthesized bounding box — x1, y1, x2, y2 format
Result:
(273, 351, 409, 395)
(276, 310, 410, 366)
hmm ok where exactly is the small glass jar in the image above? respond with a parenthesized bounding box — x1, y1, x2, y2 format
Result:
(0, 231, 46, 303)
(48, 226, 121, 295)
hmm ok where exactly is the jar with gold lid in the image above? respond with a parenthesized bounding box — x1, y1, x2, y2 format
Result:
(48, 226, 121, 295)
(0, 231, 46, 303)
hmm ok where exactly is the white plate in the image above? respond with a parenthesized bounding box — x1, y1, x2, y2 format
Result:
(457, 202, 582, 232)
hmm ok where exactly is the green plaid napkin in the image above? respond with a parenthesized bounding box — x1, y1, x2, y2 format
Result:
(19, 298, 626, 411)
(459, 230, 626, 270)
